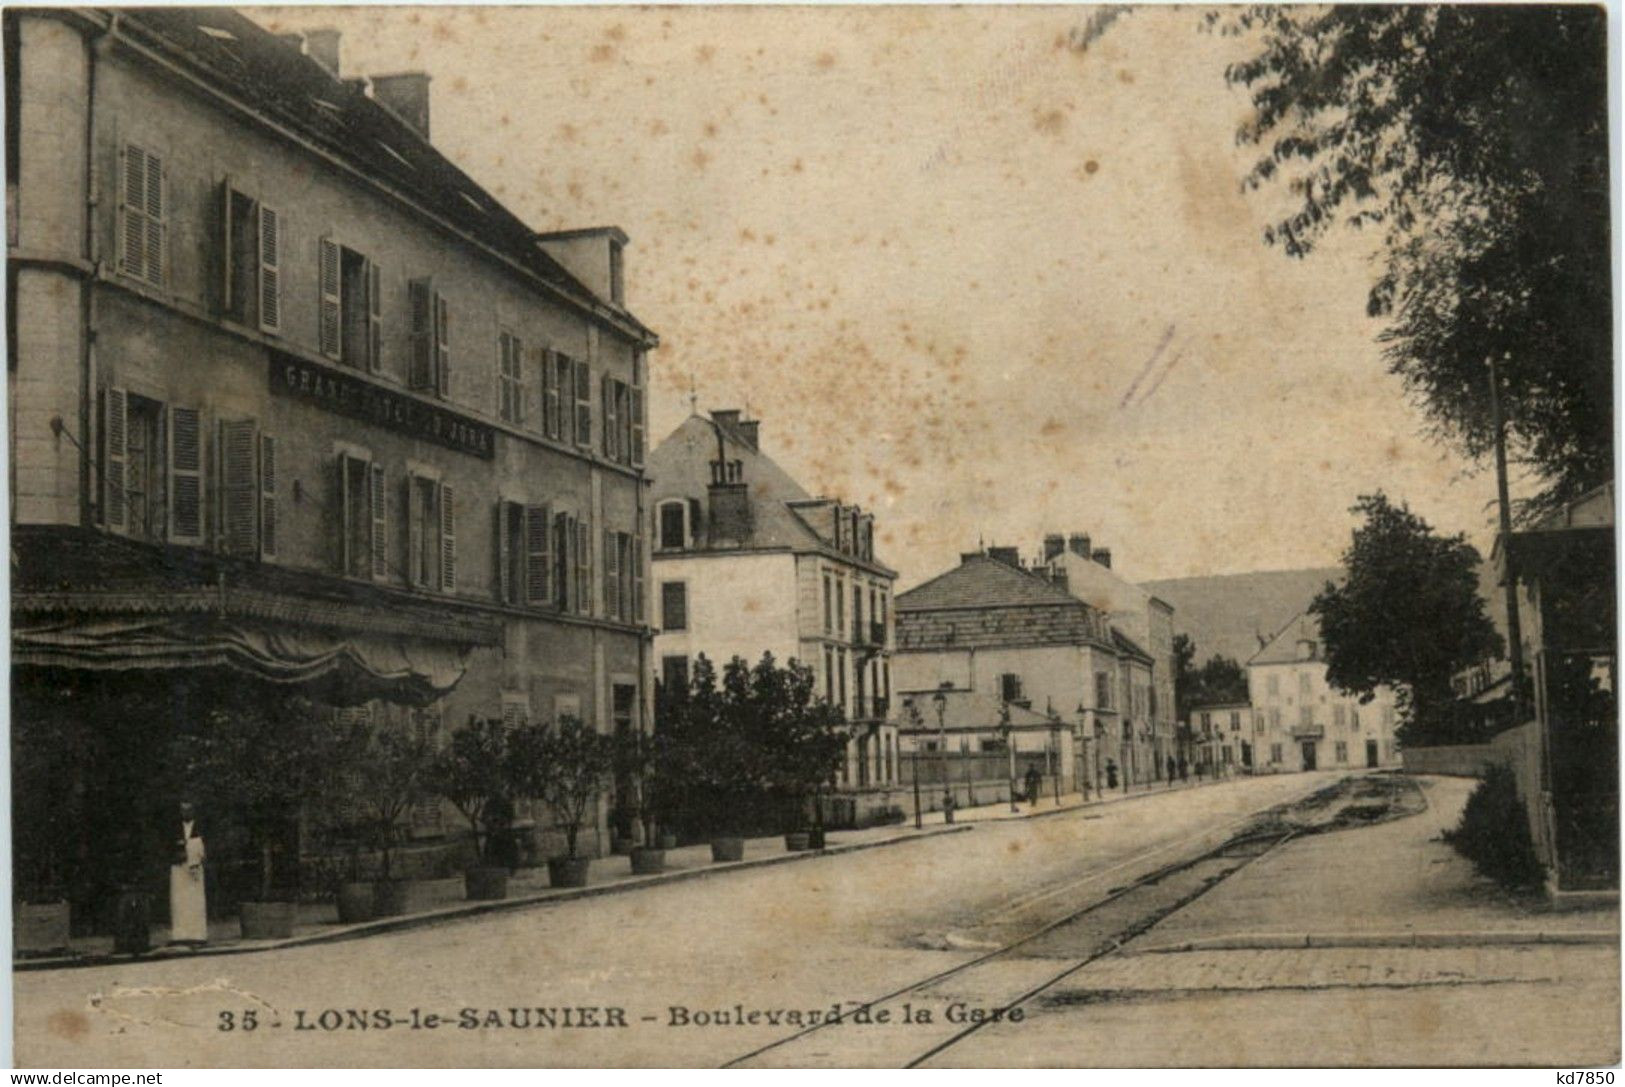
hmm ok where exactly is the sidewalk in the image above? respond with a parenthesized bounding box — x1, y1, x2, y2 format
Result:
(923, 768, 1243, 826)
(1136, 774, 1619, 952)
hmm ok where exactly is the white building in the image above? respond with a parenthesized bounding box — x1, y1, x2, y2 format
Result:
(1246, 612, 1402, 772)
(646, 410, 899, 793)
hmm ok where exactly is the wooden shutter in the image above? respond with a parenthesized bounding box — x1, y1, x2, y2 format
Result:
(525, 503, 551, 606)
(318, 237, 341, 359)
(495, 501, 512, 603)
(406, 474, 424, 588)
(408, 279, 433, 389)
(338, 455, 353, 575)
(103, 387, 128, 531)
(630, 385, 645, 468)
(168, 405, 203, 544)
(603, 528, 619, 618)
(218, 418, 258, 555)
(575, 517, 591, 615)
(259, 433, 278, 560)
(366, 259, 382, 372)
(258, 205, 282, 333)
(601, 373, 616, 459)
(434, 293, 451, 398)
(118, 145, 147, 281)
(439, 481, 456, 591)
(217, 177, 235, 316)
(542, 349, 560, 439)
(370, 462, 388, 580)
(573, 358, 591, 446)
(631, 535, 644, 622)
(555, 512, 572, 610)
(145, 149, 165, 286)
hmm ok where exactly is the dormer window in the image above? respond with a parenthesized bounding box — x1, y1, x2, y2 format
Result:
(609, 239, 625, 306)
(1298, 639, 1318, 661)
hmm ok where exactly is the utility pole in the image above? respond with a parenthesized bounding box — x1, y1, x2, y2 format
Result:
(1488, 354, 1528, 720)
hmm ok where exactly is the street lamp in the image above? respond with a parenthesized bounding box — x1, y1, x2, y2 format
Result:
(905, 698, 924, 829)
(933, 683, 951, 823)
(1075, 703, 1089, 801)
(998, 702, 1016, 812)
(1047, 704, 1062, 805)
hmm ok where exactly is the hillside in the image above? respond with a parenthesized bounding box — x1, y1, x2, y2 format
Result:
(1142, 568, 1342, 664)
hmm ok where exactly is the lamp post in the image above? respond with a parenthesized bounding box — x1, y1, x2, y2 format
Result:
(933, 683, 951, 823)
(1048, 706, 1062, 805)
(905, 698, 923, 829)
(998, 702, 1016, 812)
(1075, 704, 1089, 802)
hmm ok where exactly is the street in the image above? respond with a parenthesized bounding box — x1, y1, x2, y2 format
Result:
(15, 772, 1616, 1067)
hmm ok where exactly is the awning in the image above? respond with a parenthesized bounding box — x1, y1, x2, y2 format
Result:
(13, 526, 502, 705)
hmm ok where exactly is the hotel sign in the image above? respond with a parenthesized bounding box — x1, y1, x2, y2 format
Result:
(269, 352, 496, 459)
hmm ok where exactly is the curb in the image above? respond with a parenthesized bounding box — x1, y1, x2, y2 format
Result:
(1132, 929, 1618, 954)
(15, 823, 975, 972)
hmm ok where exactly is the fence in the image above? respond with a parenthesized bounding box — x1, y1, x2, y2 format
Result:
(1401, 744, 1501, 778)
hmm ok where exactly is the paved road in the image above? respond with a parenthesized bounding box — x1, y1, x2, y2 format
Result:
(16, 772, 1335, 1067)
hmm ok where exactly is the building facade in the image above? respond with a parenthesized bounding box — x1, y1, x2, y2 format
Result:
(645, 409, 899, 796)
(1188, 699, 1252, 774)
(1245, 613, 1401, 773)
(8, 8, 659, 900)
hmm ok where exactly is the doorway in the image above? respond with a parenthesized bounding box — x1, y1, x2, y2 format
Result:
(1366, 739, 1379, 768)
(1301, 741, 1318, 771)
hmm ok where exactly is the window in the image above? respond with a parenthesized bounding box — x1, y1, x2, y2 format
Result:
(1269, 707, 1282, 729)
(835, 576, 846, 634)
(823, 646, 835, 703)
(1000, 673, 1025, 705)
(609, 240, 625, 306)
(500, 693, 530, 731)
(550, 512, 591, 614)
(408, 279, 450, 396)
(101, 390, 171, 542)
(823, 574, 834, 634)
(573, 357, 592, 447)
(661, 581, 688, 631)
(498, 331, 525, 424)
(319, 239, 381, 371)
(658, 499, 688, 550)
(219, 182, 281, 333)
(603, 529, 638, 622)
(661, 655, 690, 694)
(1335, 741, 1348, 763)
(119, 143, 165, 287)
(1095, 671, 1112, 710)
(1270, 743, 1283, 764)
(1199, 711, 1212, 732)
(1229, 711, 1241, 732)
(542, 350, 564, 440)
(852, 582, 863, 642)
(1267, 674, 1280, 696)
(337, 452, 387, 581)
(1254, 711, 1266, 733)
(1351, 706, 1361, 729)
(837, 648, 848, 711)
(217, 419, 277, 559)
(1333, 704, 1346, 729)
(1383, 704, 1396, 726)
(405, 473, 455, 591)
(1298, 672, 1311, 697)
(494, 500, 551, 607)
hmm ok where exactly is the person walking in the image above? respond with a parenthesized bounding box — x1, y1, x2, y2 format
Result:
(1166, 755, 1177, 787)
(169, 802, 207, 946)
(1024, 764, 1042, 805)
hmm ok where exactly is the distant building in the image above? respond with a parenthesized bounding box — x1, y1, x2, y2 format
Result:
(1189, 699, 1251, 775)
(645, 410, 899, 798)
(1032, 533, 1179, 777)
(1246, 613, 1401, 772)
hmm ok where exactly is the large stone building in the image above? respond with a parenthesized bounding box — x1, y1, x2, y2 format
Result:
(1246, 613, 1401, 773)
(645, 409, 899, 798)
(894, 547, 1160, 797)
(8, 8, 658, 907)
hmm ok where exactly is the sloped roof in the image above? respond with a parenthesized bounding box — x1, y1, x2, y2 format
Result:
(645, 414, 895, 574)
(1142, 567, 1342, 664)
(897, 555, 1079, 611)
(101, 7, 654, 344)
(1248, 611, 1324, 666)
(1111, 626, 1153, 664)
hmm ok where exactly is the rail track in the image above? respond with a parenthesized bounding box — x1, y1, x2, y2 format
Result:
(723, 826, 1298, 1068)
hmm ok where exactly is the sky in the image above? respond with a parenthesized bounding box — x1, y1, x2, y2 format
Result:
(253, 4, 1521, 589)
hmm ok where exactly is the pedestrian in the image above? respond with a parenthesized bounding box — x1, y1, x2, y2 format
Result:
(1166, 755, 1176, 786)
(169, 801, 207, 946)
(1178, 756, 1189, 782)
(1024, 765, 1042, 805)
(1105, 759, 1118, 789)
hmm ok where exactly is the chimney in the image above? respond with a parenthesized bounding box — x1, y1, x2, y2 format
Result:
(988, 546, 1022, 569)
(1068, 533, 1092, 560)
(710, 408, 742, 433)
(371, 72, 432, 140)
(304, 27, 342, 77)
(736, 419, 760, 451)
(1093, 547, 1112, 569)
(707, 479, 752, 546)
(1048, 566, 1070, 592)
(1042, 533, 1066, 563)
(960, 551, 985, 565)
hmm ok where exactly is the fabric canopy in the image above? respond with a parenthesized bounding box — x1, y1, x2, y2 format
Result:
(13, 614, 472, 706)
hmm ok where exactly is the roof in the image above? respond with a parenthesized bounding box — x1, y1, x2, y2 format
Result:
(95, 7, 654, 344)
(1111, 626, 1154, 665)
(1143, 567, 1342, 664)
(645, 414, 895, 576)
(897, 554, 1080, 611)
(1247, 611, 1325, 666)
(894, 688, 1055, 732)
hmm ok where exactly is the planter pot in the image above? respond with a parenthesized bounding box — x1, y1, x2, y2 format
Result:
(239, 900, 297, 940)
(784, 831, 812, 853)
(657, 832, 679, 850)
(112, 888, 152, 955)
(14, 900, 70, 956)
(547, 856, 591, 888)
(371, 879, 413, 918)
(629, 847, 666, 875)
(710, 837, 745, 863)
(336, 882, 374, 925)
(464, 866, 510, 902)
(807, 828, 827, 850)
(611, 836, 637, 856)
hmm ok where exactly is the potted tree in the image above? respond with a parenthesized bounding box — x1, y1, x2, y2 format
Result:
(750, 654, 848, 853)
(429, 716, 515, 901)
(356, 725, 434, 917)
(11, 706, 78, 955)
(514, 715, 614, 889)
(617, 729, 669, 875)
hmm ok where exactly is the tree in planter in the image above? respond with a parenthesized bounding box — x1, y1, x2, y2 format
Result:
(511, 715, 615, 877)
(427, 716, 514, 866)
(353, 723, 435, 884)
(744, 653, 848, 836)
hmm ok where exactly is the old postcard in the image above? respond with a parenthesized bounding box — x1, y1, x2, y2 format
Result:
(6, 2, 1618, 1070)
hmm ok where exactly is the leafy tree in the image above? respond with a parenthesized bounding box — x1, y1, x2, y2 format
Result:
(1311, 493, 1503, 744)
(744, 653, 849, 831)
(353, 723, 435, 881)
(511, 715, 615, 861)
(1174, 633, 1249, 716)
(427, 716, 513, 863)
(1214, 7, 1611, 520)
